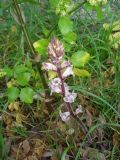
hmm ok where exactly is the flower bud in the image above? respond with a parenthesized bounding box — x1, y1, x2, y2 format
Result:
(75, 105, 83, 115)
(48, 37, 64, 60)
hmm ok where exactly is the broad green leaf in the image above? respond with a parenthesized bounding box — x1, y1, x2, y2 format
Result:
(16, 72, 31, 86)
(20, 87, 34, 103)
(4, 67, 13, 78)
(8, 87, 19, 102)
(63, 32, 76, 44)
(84, 3, 93, 10)
(64, 42, 72, 52)
(25, 59, 32, 68)
(33, 39, 48, 55)
(71, 51, 90, 68)
(73, 68, 90, 77)
(58, 16, 73, 35)
(48, 70, 57, 80)
(14, 65, 28, 75)
(42, 27, 49, 37)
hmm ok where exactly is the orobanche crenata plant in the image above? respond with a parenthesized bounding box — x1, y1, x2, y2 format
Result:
(42, 37, 84, 124)
(6, 0, 108, 133)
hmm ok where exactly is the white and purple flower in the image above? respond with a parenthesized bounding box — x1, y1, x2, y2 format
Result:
(59, 111, 70, 122)
(49, 78, 62, 94)
(61, 60, 71, 68)
(62, 66, 74, 78)
(42, 62, 57, 71)
(64, 91, 77, 103)
(75, 105, 83, 115)
(42, 37, 80, 123)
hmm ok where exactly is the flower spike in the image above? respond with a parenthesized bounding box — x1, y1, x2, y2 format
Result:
(48, 37, 64, 60)
(42, 37, 79, 122)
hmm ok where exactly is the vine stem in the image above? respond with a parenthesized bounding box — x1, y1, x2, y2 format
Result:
(57, 66, 89, 136)
(12, 0, 49, 97)
(46, 0, 87, 38)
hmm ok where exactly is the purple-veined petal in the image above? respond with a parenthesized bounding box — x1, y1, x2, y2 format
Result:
(64, 91, 77, 103)
(64, 83, 70, 94)
(59, 111, 70, 122)
(48, 78, 62, 94)
(48, 37, 64, 60)
(75, 105, 83, 115)
(42, 62, 57, 71)
(61, 61, 71, 68)
(62, 67, 73, 78)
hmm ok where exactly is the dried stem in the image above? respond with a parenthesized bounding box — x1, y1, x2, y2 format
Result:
(12, 0, 49, 97)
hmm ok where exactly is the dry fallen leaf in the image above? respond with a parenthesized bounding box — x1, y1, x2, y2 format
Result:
(32, 139, 46, 157)
(57, 121, 66, 133)
(22, 140, 30, 154)
(3, 114, 13, 126)
(98, 115, 106, 124)
(82, 147, 106, 160)
(16, 113, 26, 124)
(113, 132, 120, 147)
(24, 153, 38, 160)
(86, 109, 93, 127)
(42, 149, 58, 160)
(8, 101, 20, 112)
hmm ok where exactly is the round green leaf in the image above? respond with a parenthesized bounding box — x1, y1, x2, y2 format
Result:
(73, 68, 90, 77)
(71, 51, 90, 68)
(84, 3, 93, 10)
(14, 65, 28, 75)
(4, 67, 13, 78)
(16, 72, 31, 86)
(20, 87, 34, 103)
(63, 32, 76, 44)
(33, 39, 48, 55)
(8, 87, 19, 102)
(58, 16, 73, 35)
(64, 42, 72, 52)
